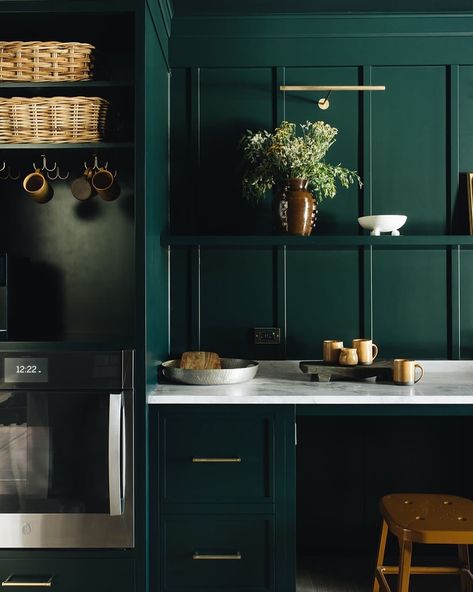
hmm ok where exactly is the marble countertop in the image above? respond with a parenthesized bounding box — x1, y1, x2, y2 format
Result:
(147, 360, 473, 405)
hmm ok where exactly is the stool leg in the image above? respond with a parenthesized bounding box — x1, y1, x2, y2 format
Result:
(397, 539, 412, 592)
(458, 544, 472, 592)
(373, 520, 389, 592)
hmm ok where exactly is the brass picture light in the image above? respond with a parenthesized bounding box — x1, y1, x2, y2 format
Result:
(279, 85, 386, 109)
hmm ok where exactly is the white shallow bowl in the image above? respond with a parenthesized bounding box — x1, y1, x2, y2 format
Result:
(161, 358, 259, 385)
(358, 215, 407, 236)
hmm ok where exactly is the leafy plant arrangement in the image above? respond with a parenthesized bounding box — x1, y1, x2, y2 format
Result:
(240, 120, 362, 202)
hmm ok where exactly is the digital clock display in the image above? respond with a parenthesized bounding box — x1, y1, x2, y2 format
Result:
(4, 358, 49, 383)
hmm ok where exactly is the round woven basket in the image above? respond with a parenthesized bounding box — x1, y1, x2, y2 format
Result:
(0, 96, 109, 143)
(0, 41, 94, 82)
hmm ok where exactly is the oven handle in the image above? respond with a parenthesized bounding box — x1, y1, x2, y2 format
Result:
(109, 392, 124, 516)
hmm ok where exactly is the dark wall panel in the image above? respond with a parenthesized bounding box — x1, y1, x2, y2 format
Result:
(372, 249, 448, 358)
(169, 248, 192, 358)
(200, 248, 275, 358)
(286, 249, 361, 359)
(460, 249, 473, 359)
(458, 66, 473, 235)
(285, 67, 361, 235)
(199, 68, 274, 234)
(372, 66, 446, 234)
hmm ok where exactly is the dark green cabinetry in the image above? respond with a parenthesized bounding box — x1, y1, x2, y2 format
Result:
(0, 557, 134, 592)
(152, 405, 295, 592)
(0, 2, 170, 592)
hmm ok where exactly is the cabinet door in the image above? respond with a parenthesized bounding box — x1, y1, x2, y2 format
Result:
(160, 413, 274, 504)
(0, 558, 134, 592)
(163, 514, 273, 592)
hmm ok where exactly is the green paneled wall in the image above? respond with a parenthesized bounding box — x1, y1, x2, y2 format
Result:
(168, 14, 473, 360)
(286, 249, 361, 360)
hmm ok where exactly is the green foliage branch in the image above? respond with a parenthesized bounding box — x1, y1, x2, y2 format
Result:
(241, 120, 362, 202)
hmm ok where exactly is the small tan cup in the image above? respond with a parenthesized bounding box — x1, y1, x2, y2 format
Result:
(393, 359, 424, 386)
(92, 168, 120, 201)
(23, 169, 52, 203)
(323, 340, 343, 363)
(339, 347, 358, 366)
(352, 338, 379, 365)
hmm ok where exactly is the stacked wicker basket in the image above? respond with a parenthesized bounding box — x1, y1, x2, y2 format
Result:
(0, 41, 109, 143)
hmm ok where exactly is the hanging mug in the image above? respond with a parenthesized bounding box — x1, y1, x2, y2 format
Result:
(71, 167, 95, 201)
(23, 169, 52, 203)
(92, 168, 120, 202)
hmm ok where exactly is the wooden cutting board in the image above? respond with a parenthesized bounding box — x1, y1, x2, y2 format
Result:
(300, 360, 393, 382)
(180, 351, 221, 369)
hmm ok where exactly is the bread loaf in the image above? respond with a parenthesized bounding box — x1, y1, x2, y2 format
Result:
(180, 351, 221, 369)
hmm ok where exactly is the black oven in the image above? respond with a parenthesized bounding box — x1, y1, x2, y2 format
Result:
(0, 350, 133, 548)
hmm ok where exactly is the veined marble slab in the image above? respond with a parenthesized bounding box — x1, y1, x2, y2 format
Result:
(147, 360, 473, 405)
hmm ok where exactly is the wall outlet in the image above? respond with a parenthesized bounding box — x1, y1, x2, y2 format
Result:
(254, 327, 281, 344)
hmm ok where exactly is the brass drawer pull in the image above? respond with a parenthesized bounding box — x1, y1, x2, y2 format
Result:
(192, 552, 242, 560)
(2, 575, 53, 587)
(192, 457, 241, 463)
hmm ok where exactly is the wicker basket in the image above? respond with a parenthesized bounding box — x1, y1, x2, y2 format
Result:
(0, 96, 109, 143)
(0, 41, 94, 82)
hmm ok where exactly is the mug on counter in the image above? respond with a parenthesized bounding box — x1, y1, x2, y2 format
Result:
(23, 169, 53, 203)
(352, 338, 379, 365)
(393, 359, 424, 386)
(323, 340, 343, 363)
(339, 347, 358, 366)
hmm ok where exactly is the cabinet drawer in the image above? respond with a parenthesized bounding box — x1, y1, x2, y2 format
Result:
(161, 415, 273, 503)
(0, 558, 134, 592)
(163, 515, 273, 591)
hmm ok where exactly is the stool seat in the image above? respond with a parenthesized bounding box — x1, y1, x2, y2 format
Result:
(374, 493, 473, 592)
(381, 493, 473, 544)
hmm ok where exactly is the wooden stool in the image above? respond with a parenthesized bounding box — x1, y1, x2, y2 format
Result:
(374, 493, 473, 592)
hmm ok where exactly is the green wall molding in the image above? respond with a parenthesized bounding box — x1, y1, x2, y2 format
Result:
(171, 13, 473, 67)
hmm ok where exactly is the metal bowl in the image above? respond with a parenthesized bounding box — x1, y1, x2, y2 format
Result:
(161, 358, 259, 385)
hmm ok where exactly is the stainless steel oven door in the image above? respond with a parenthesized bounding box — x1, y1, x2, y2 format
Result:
(0, 389, 133, 548)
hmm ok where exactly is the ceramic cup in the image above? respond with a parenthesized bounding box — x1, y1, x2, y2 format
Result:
(393, 359, 424, 386)
(339, 347, 358, 366)
(23, 169, 52, 203)
(323, 340, 343, 363)
(92, 168, 120, 201)
(71, 168, 95, 201)
(352, 338, 379, 365)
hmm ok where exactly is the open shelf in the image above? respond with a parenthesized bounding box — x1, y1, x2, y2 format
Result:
(161, 234, 473, 248)
(0, 142, 134, 150)
(0, 80, 133, 89)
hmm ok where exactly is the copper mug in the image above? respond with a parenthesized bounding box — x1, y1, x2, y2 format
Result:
(393, 359, 424, 386)
(71, 167, 95, 201)
(23, 169, 52, 203)
(92, 168, 120, 201)
(352, 338, 379, 365)
(339, 347, 358, 366)
(323, 340, 343, 363)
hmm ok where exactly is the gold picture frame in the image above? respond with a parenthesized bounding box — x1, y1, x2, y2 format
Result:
(468, 172, 473, 235)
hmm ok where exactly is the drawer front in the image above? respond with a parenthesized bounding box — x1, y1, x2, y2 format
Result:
(162, 415, 273, 503)
(163, 515, 273, 591)
(0, 558, 134, 592)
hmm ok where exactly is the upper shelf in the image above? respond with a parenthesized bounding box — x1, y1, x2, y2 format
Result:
(0, 80, 133, 89)
(161, 234, 473, 247)
(0, 142, 134, 150)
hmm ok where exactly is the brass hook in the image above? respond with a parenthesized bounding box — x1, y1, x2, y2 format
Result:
(33, 154, 57, 173)
(7, 166, 19, 181)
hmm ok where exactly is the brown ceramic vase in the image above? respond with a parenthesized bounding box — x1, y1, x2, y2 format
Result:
(279, 178, 317, 236)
